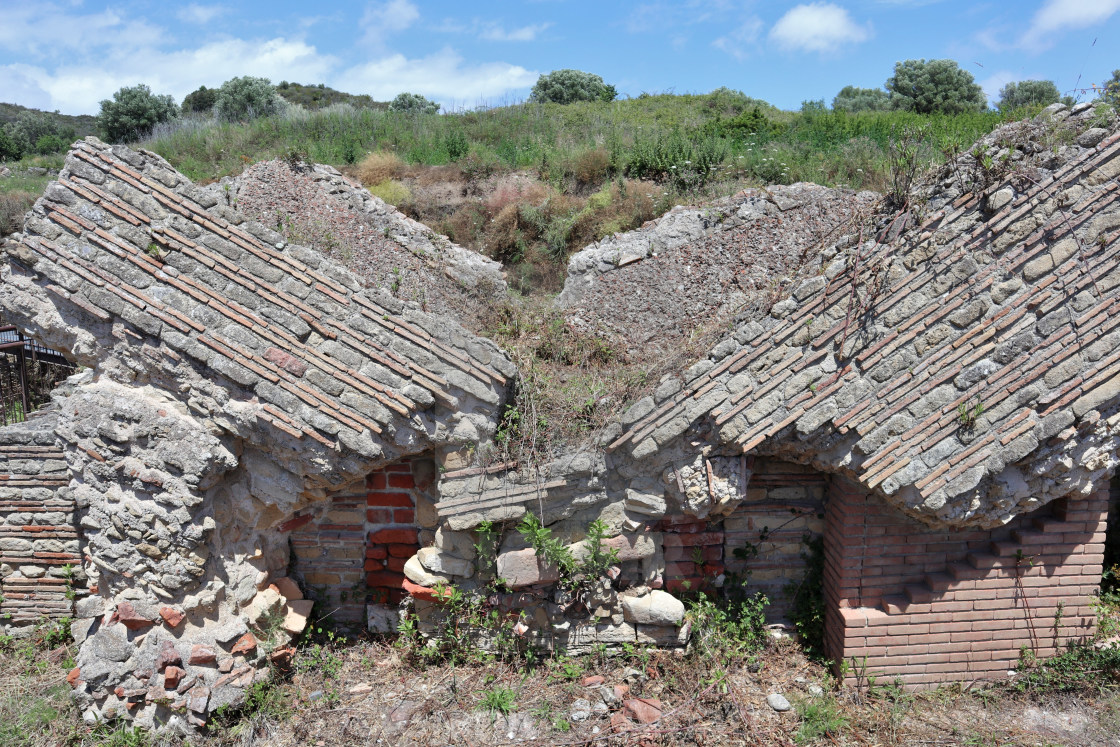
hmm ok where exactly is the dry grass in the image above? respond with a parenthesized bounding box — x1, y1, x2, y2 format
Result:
(0, 190, 37, 236)
(355, 150, 405, 187)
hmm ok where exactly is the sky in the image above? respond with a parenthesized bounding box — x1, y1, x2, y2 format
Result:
(1, 0, 1119, 116)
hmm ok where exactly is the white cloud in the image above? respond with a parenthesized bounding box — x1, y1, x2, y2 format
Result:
(2, 38, 339, 114)
(360, 0, 420, 45)
(176, 4, 227, 25)
(713, 18, 764, 61)
(768, 3, 871, 54)
(479, 23, 552, 42)
(0, 3, 165, 58)
(1021, 0, 1120, 49)
(336, 48, 537, 107)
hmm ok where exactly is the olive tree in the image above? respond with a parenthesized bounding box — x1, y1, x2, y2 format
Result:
(97, 84, 179, 143)
(996, 80, 1062, 111)
(832, 85, 891, 112)
(528, 69, 617, 104)
(886, 59, 986, 114)
(213, 76, 287, 122)
(388, 92, 440, 114)
(182, 85, 218, 114)
(1102, 69, 1120, 106)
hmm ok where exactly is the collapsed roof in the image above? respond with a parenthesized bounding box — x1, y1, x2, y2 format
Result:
(610, 111, 1120, 528)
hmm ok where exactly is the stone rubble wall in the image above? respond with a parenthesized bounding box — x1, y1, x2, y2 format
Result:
(0, 410, 83, 630)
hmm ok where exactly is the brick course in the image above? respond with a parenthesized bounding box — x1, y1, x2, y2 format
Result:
(825, 475, 1105, 689)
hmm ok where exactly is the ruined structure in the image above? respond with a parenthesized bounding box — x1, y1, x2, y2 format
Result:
(0, 101, 1118, 730)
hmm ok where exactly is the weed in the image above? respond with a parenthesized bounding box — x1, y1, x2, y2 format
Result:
(795, 691, 849, 744)
(478, 685, 517, 719)
(957, 397, 984, 429)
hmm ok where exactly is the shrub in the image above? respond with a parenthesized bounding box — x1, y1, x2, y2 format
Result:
(388, 92, 440, 115)
(832, 85, 891, 113)
(886, 59, 986, 115)
(213, 76, 286, 122)
(367, 179, 411, 206)
(34, 134, 67, 155)
(571, 147, 611, 185)
(356, 151, 405, 186)
(0, 191, 36, 236)
(997, 79, 1061, 111)
(182, 85, 218, 113)
(529, 69, 617, 105)
(0, 128, 22, 160)
(1101, 69, 1120, 106)
(98, 84, 179, 143)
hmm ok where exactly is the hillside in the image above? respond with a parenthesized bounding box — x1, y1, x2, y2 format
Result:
(276, 81, 387, 111)
(0, 102, 97, 138)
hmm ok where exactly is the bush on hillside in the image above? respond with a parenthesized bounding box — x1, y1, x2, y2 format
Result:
(529, 69, 617, 105)
(886, 59, 986, 115)
(703, 87, 776, 115)
(98, 84, 179, 143)
(213, 77, 287, 122)
(832, 85, 891, 113)
(388, 92, 440, 115)
(996, 79, 1063, 111)
(0, 128, 21, 160)
(182, 85, 218, 113)
(356, 151, 405, 186)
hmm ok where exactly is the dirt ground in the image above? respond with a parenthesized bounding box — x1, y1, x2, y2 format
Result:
(5, 630, 1120, 747)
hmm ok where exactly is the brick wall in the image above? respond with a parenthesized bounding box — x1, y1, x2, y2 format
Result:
(826, 476, 1105, 688)
(285, 456, 431, 631)
(0, 413, 83, 630)
(660, 458, 827, 620)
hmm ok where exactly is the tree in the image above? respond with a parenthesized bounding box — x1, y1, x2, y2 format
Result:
(528, 69, 617, 105)
(213, 76, 287, 122)
(832, 85, 891, 113)
(97, 84, 179, 143)
(885, 59, 986, 115)
(388, 92, 440, 115)
(996, 80, 1061, 111)
(1102, 69, 1120, 106)
(182, 85, 218, 114)
(0, 128, 22, 161)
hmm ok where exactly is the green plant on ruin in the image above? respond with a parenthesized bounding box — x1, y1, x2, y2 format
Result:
(685, 591, 769, 667)
(785, 534, 827, 659)
(795, 689, 850, 744)
(473, 520, 501, 580)
(396, 581, 522, 667)
(477, 684, 517, 720)
(957, 397, 984, 430)
(516, 513, 619, 592)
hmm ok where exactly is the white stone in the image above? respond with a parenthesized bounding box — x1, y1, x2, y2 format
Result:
(620, 590, 685, 626)
(403, 556, 448, 587)
(417, 547, 473, 578)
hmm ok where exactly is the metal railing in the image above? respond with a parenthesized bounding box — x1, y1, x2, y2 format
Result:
(0, 324, 76, 427)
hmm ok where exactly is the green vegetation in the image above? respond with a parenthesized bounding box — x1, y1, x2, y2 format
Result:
(213, 76, 287, 123)
(98, 84, 179, 143)
(181, 85, 218, 113)
(886, 59, 987, 114)
(997, 79, 1066, 112)
(277, 81, 384, 110)
(529, 69, 618, 104)
(388, 92, 440, 115)
(832, 85, 891, 113)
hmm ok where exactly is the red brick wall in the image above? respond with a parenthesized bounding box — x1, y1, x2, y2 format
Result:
(826, 476, 1105, 688)
(364, 461, 419, 606)
(284, 457, 425, 630)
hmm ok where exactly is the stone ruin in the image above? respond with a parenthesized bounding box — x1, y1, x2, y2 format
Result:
(0, 101, 1118, 730)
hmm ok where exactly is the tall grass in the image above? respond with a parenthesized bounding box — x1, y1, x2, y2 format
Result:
(141, 95, 1017, 189)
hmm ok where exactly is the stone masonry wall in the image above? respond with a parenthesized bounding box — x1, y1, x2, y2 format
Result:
(0, 411, 82, 630)
(826, 476, 1104, 689)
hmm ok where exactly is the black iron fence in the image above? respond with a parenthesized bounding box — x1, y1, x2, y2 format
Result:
(0, 325, 76, 427)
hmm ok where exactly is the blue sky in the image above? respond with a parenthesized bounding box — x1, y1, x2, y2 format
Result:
(2, 0, 1118, 115)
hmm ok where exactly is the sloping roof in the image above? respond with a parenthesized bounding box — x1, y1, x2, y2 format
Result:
(1, 138, 514, 464)
(611, 123, 1120, 527)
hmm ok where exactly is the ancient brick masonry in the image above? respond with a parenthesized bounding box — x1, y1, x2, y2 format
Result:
(825, 477, 1103, 688)
(0, 411, 84, 627)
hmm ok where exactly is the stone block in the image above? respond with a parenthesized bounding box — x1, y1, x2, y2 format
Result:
(620, 590, 685, 626)
(495, 548, 560, 588)
(417, 547, 474, 578)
